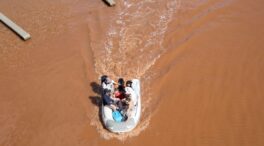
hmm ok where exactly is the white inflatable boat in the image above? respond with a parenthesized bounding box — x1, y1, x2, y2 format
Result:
(101, 79, 141, 133)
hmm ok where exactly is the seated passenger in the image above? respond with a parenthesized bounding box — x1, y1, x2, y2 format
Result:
(114, 86, 126, 100)
(125, 80, 137, 106)
(114, 78, 126, 100)
(103, 89, 117, 111)
(123, 95, 134, 118)
(101, 75, 116, 93)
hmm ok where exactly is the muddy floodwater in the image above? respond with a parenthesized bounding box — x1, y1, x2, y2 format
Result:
(1, 0, 264, 145)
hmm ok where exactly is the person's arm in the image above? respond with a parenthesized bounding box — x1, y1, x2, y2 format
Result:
(111, 80, 117, 84)
(110, 94, 119, 101)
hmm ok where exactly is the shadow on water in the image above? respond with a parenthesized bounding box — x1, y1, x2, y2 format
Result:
(89, 82, 106, 129)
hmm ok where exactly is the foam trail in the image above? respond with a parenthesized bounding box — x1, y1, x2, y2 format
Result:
(93, 0, 180, 79)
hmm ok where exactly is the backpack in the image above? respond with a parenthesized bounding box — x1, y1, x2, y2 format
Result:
(112, 111, 123, 122)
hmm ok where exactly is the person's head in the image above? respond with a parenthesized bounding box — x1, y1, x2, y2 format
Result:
(101, 75, 108, 84)
(118, 78, 125, 86)
(126, 80, 132, 87)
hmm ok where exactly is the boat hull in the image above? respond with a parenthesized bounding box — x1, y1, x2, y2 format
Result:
(101, 79, 141, 133)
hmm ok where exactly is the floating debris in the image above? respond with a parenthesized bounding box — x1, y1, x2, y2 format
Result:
(0, 12, 31, 40)
(104, 0, 116, 7)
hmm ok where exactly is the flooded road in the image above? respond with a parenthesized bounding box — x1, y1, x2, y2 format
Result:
(1, 0, 264, 145)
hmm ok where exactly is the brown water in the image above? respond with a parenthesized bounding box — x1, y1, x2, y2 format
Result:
(1, 0, 264, 145)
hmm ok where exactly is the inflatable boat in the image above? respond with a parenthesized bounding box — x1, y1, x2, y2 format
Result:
(101, 79, 141, 133)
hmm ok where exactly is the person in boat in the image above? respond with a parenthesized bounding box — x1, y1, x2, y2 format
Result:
(125, 80, 136, 103)
(103, 89, 118, 111)
(101, 75, 116, 93)
(116, 94, 133, 119)
(124, 94, 134, 118)
(114, 78, 126, 100)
